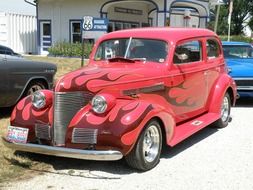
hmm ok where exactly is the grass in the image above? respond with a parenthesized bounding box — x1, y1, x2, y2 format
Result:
(0, 56, 84, 184)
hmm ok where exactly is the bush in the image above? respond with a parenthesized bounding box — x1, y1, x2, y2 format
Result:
(219, 35, 253, 43)
(48, 41, 93, 58)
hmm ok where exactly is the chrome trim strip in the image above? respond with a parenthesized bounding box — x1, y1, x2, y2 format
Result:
(237, 87, 253, 90)
(2, 137, 123, 161)
(234, 78, 253, 80)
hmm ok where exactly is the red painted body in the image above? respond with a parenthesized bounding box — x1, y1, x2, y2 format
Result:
(9, 28, 236, 156)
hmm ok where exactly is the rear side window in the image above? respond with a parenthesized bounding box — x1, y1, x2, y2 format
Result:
(173, 40, 202, 64)
(206, 39, 220, 58)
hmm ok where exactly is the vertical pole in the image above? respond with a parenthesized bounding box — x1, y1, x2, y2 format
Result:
(81, 38, 84, 67)
(214, 4, 221, 33)
(228, 0, 234, 41)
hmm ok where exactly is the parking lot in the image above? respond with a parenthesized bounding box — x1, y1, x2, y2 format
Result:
(2, 98, 253, 190)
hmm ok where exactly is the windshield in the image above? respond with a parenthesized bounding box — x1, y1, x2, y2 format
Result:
(223, 45, 253, 58)
(94, 38, 168, 63)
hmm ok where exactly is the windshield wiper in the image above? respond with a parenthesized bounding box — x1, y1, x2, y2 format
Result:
(108, 57, 135, 63)
(108, 57, 147, 63)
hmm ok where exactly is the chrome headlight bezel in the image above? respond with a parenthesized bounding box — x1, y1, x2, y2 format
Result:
(91, 95, 108, 114)
(32, 91, 46, 109)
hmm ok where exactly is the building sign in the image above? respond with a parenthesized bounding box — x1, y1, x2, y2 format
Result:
(82, 16, 108, 31)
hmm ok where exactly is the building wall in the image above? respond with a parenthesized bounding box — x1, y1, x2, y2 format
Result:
(0, 12, 37, 54)
(37, 0, 210, 54)
(38, 0, 165, 44)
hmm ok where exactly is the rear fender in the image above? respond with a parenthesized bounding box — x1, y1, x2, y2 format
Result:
(208, 74, 236, 114)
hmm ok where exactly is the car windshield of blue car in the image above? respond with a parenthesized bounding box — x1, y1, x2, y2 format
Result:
(223, 45, 253, 59)
(94, 38, 168, 63)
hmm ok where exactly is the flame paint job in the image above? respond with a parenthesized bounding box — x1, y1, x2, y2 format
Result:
(8, 28, 237, 157)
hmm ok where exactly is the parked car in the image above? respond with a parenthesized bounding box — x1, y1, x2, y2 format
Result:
(222, 41, 253, 97)
(3, 28, 236, 171)
(0, 44, 22, 58)
(0, 48, 57, 107)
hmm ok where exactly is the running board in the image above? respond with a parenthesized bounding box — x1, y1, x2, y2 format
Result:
(168, 113, 220, 146)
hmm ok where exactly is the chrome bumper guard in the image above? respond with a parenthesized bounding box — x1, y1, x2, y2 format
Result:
(2, 137, 123, 161)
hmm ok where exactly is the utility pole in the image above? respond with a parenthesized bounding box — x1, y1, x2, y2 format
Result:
(213, 0, 225, 33)
(228, 0, 234, 41)
(214, 4, 221, 33)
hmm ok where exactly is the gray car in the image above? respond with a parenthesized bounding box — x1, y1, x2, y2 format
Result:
(0, 50, 57, 107)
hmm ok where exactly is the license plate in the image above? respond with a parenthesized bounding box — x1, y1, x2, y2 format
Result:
(6, 126, 29, 143)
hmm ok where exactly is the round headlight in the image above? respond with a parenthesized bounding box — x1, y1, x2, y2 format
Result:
(32, 91, 46, 109)
(91, 95, 107, 114)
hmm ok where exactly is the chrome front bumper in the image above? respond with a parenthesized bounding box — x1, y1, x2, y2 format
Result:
(2, 137, 123, 161)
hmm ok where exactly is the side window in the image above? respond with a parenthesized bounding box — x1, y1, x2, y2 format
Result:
(206, 39, 220, 59)
(5, 50, 13, 55)
(0, 47, 6, 54)
(173, 40, 202, 64)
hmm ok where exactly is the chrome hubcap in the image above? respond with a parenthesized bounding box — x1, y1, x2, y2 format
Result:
(143, 125, 160, 163)
(221, 96, 230, 122)
(28, 85, 43, 95)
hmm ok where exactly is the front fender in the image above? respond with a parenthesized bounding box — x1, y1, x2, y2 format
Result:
(67, 99, 175, 155)
(208, 73, 236, 114)
(10, 95, 53, 142)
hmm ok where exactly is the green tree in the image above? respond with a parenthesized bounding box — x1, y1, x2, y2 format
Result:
(213, 0, 253, 35)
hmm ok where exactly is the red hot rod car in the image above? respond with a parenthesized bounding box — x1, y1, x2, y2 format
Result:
(3, 28, 236, 171)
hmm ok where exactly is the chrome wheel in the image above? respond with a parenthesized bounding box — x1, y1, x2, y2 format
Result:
(143, 125, 160, 163)
(221, 95, 230, 122)
(125, 120, 162, 171)
(212, 92, 231, 128)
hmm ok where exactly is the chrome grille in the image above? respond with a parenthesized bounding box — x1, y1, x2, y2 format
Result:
(35, 123, 51, 140)
(235, 79, 253, 90)
(53, 92, 93, 146)
(72, 128, 98, 144)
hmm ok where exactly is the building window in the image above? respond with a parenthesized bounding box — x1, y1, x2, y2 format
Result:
(108, 21, 140, 32)
(70, 21, 81, 43)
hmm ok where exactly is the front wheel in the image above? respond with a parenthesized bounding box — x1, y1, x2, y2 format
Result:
(125, 120, 162, 171)
(213, 92, 231, 128)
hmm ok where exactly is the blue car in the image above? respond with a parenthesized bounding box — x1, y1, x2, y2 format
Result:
(222, 41, 253, 98)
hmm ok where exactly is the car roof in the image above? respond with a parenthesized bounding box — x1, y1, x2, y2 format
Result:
(99, 27, 218, 44)
(222, 41, 251, 46)
(0, 44, 12, 51)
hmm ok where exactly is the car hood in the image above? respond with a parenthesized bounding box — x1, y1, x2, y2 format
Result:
(54, 62, 165, 95)
(225, 58, 253, 78)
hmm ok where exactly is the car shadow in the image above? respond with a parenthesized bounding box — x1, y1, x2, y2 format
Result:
(6, 125, 219, 176)
(0, 107, 14, 118)
(9, 151, 136, 177)
(235, 98, 253, 107)
(161, 126, 218, 159)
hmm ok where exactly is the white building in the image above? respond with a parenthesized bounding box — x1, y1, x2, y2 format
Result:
(34, 0, 211, 54)
(0, 12, 37, 54)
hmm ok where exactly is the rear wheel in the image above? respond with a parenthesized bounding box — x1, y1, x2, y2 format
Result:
(125, 120, 162, 171)
(213, 92, 231, 128)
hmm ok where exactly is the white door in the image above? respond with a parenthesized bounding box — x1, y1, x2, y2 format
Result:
(40, 21, 52, 55)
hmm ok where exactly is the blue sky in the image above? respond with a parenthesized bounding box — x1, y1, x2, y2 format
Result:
(0, 0, 36, 15)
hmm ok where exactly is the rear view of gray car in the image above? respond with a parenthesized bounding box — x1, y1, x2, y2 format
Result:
(0, 46, 56, 107)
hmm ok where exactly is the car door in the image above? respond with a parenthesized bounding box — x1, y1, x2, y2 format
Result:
(168, 39, 208, 123)
(205, 38, 224, 102)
